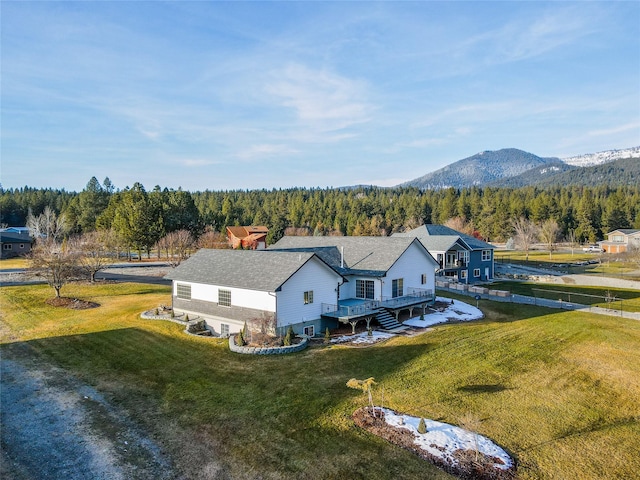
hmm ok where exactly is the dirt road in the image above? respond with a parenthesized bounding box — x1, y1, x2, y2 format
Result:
(0, 344, 176, 480)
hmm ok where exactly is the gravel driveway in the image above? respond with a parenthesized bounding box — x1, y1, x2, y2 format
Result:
(0, 344, 176, 480)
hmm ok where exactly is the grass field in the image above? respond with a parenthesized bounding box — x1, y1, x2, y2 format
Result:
(494, 249, 639, 280)
(1, 282, 639, 479)
(0, 258, 28, 269)
(490, 281, 640, 313)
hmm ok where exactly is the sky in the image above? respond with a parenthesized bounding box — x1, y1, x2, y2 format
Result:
(1, 1, 639, 192)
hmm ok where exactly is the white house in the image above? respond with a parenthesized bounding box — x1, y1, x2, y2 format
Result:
(165, 236, 440, 337)
(165, 249, 343, 337)
(270, 236, 439, 332)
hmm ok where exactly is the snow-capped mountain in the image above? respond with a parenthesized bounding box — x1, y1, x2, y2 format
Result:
(562, 147, 640, 167)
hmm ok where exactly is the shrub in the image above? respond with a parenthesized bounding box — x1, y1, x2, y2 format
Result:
(185, 314, 190, 321)
(284, 329, 292, 346)
(418, 417, 427, 434)
(237, 329, 245, 346)
(324, 327, 331, 344)
(155, 308, 159, 315)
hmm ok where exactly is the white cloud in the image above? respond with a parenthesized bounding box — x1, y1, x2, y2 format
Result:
(588, 122, 640, 138)
(266, 63, 373, 133)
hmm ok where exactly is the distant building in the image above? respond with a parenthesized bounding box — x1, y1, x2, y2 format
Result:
(600, 229, 640, 253)
(226, 226, 269, 250)
(394, 224, 495, 283)
(0, 231, 32, 259)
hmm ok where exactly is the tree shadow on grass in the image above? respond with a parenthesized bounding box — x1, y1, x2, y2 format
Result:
(457, 384, 511, 394)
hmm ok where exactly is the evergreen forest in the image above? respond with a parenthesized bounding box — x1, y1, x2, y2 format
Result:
(2, 177, 639, 253)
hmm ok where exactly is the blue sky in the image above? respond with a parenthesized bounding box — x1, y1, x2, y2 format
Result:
(2, 1, 639, 192)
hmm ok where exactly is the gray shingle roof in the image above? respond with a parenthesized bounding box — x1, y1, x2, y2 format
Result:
(165, 249, 335, 292)
(269, 236, 435, 276)
(397, 224, 493, 251)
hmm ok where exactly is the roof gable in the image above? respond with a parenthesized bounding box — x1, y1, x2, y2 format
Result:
(399, 224, 493, 251)
(226, 226, 268, 239)
(269, 236, 437, 276)
(608, 229, 640, 236)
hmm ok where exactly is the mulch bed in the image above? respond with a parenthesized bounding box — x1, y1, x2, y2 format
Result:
(352, 407, 516, 480)
(45, 297, 100, 309)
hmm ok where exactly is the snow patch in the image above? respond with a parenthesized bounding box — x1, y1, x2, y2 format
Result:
(562, 146, 640, 167)
(382, 408, 514, 470)
(331, 297, 483, 344)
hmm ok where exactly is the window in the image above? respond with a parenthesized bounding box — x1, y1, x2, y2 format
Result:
(446, 252, 456, 266)
(3, 244, 12, 250)
(392, 278, 404, 298)
(436, 254, 443, 267)
(218, 289, 231, 307)
(356, 279, 375, 299)
(460, 270, 467, 280)
(220, 324, 229, 337)
(474, 268, 481, 278)
(482, 250, 492, 261)
(304, 290, 314, 304)
(20, 244, 25, 249)
(303, 325, 315, 337)
(176, 283, 191, 300)
(421, 273, 427, 285)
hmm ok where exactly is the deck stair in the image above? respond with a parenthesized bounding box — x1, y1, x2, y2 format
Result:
(375, 308, 409, 333)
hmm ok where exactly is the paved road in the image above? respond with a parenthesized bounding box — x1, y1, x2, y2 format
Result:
(0, 263, 172, 287)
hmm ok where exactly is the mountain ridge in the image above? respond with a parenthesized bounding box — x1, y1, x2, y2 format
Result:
(399, 146, 639, 190)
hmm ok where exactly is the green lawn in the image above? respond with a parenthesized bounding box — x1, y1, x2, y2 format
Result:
(1, 282, 639, 479)
(490, 281, 640, 313)
(0, 258, 28, 269)
(494, 250, 638, 279)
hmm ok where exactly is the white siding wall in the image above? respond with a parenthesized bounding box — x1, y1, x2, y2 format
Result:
(339, 276, 382, 301)
(175, 281, 276, 312)
(276, 258, 341, 328)
(384, 242, 436, 297)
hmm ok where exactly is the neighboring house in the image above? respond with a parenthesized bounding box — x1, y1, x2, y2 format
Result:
(270, 236, 439, 333)
(394, 224, 495, 283)
(165, 249, 344, 338)
(600, 229, 640, 253)
(226, 226, 269, 250)
(0, 232, 32, 259)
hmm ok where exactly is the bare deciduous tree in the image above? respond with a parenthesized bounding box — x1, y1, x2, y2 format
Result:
(566, 229, 578, 256)
(444, 217, 475, 236)
(196, 226, 230, 249)
(72, 230, 114, 282)
(28, 240, 80, 298)
(539, 219, 560, 259)
(26, 206, 69, 243)
(157, 229, 194, 267)
(513, 217, 538, 261)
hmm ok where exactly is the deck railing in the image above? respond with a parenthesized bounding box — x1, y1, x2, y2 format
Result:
(321, 300, 380, 318)
(381, 287, 435, 308)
